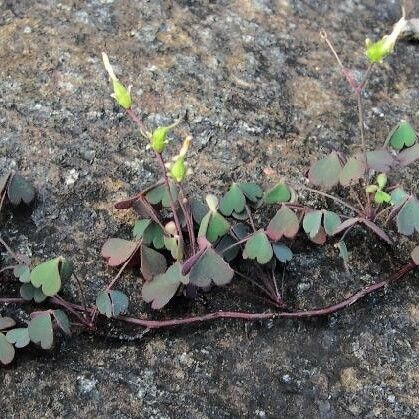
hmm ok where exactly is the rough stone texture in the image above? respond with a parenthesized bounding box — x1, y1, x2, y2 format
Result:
(1, 0, 418, 418)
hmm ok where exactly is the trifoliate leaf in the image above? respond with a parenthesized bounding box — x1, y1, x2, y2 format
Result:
(28, 312, 54, 349)
(388, 120, 416, 150)
(272, 243, 293, 263)
(266, 206, 299, 241)
(189, 248, 234, 287)
(242, 230, 273, 264)
(219, 183, 246, 216)
(30, 257, 62, 297)
(142, 262, 189, 309)
(7, 173, 35, 205)
(308, 152, 342, 190)
(263, 182, 291, 204)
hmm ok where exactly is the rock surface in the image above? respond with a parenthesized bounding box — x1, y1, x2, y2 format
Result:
(1, 0, 418, 417)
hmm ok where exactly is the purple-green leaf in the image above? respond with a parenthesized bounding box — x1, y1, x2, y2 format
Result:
(308, 152, 342, 190)
(366, 150, 394, 172)
(0, 332, 15, 365)
(339, 156, 366, 186)
(396, 198, 419, 236)
(266, 206, 299, 241)
(303, 210, 322, 239)
(101, 238, 139, 267)
(7, 173, 35, 205)
(140, 245, 167, 281)
(219, 183, 246, 216)
(397, 143, 419, 167)
(242, 230, 273, 264)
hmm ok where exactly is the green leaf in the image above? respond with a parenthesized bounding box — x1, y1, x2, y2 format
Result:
(7, 173, 35, 205)
(96, 290, 129, 318)
(308, 152, 342, 190)
(140, 245, 167, 281)
(339, 156, 366, 186)
(266, 206, 299, 241)
(0, 316, 16, 331)
(303, 210, 322, 239)
(146, 182, 178, 208)
(6, 328, 30, 348)
(0, 332, 15, 365)
(396, 198, 419, 236)
(215, 235, 240, 262)
(101, 238, 139, 267)
(242, 230, 273, 264)
(28, 313, 54, 349)
(239, 183, 263, 202)
(189, 248, 234, 287)
(390, 188, 408, 206)
(191, 197, 207, 225)
(388, 120, 416, 150)
(263, 182, 291, 204)
(133, 219, 152, 239)
(397, 143, 419, 167)
(52, 310, 71, 335)
(142, 262, 189, 309)
(199, 211, 230, 243)
(30, 257, 62, 297)
(59, 259, 74, 282)
(163, 235, 183, 260)
(411, 246, 419, 265)
(219, 183, 246, 216)
(374, 190, 391, 204)
(13, 264, 30, 283)
(272, 243, 293, 263)
(323, 211, 341, 236)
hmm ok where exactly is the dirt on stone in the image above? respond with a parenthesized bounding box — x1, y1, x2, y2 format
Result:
(1, 1, 418, 418)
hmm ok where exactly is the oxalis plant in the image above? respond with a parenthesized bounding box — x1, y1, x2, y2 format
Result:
(1, 14, 418, 365)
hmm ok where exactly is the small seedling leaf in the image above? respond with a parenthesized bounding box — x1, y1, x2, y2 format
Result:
(28, 312, 54, 349)
(339, 156, 366, 186)
(0, 316, 16, 331)
(272, 243, 293, 263)
(239, 183, 263, 202)
(263, 182, 291, 204)
(387, 120, 416, 150)
(189, 248, 234, 287)
(140, 245, 167, 281)
(308, 152, 342, 190)
(219, 183, 246, 216)
(142, 262, 189, 309)
(13, 264, 30, 283)
(6, 328, 30, 348)
(374, 190, 391, 204)
(243, 230, 273, 264)
(266, 206, 299, 241)
(30, 257, 62, 297)
(52, 310, 71, 335)
(396, 198, 419, 236)
(366, 150, 394, 172)
(0, 333, 15, 365)
(323, 211, 341, 236)
(303, 210, 322, 239)
(7, 173, 35, 205)
(101, 238, 139, 266)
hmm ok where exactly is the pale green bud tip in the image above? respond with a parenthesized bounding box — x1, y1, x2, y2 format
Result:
(151, 126, 169, 153)
(365, 16, 406, 63)
(169, 156, 187, 182)
(206, 194, 218, 212)
(376, 173, 387, 190)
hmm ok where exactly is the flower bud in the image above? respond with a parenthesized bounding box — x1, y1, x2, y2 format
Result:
(169, 157, 187, 183)
(151, 126, 169, 153)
